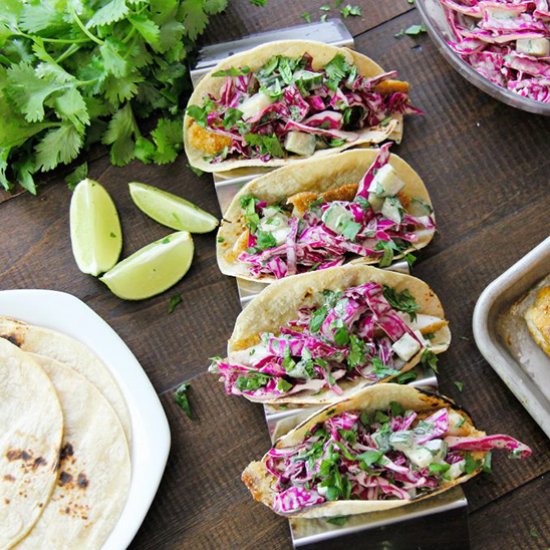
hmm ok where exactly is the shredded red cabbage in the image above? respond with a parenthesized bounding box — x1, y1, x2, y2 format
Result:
(441, 0, 550, 103)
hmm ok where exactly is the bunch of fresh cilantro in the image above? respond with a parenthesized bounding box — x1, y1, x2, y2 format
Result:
(0, 0, 230, 194)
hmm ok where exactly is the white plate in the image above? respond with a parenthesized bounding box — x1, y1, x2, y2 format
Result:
(0, 289, 170, 550)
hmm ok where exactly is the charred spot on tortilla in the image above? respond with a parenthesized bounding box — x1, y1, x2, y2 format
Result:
(6, 449, 32, 462)
(60, 443, 75, 461)
(3, 474, 15, 482)
(5, 498, 10, 505)
(2, 333, 23, 347)
(58, 471, 73, 487)
(32, 456, 47, 469)
(77, 472, 89, 489)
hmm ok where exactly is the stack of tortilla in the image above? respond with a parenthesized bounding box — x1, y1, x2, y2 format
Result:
(0, 317, 131, 550)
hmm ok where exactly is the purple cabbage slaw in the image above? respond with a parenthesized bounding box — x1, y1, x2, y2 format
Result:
(441, 0, 550, 103)
(265, 404, 532, 514)
(187, 52, 421, 162)
(209, 281, 437, 402)
(237, 145, 435, 279)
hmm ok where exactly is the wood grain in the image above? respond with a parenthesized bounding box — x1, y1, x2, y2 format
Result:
(0, 2, 549, 549)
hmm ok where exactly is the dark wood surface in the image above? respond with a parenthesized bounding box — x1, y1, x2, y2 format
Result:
(1, 1, 549, 548)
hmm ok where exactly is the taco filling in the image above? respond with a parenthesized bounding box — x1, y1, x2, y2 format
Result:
(255, 403, 531, 515)
(209, 280, 446, 402)
(187, 53, 420, 163)
(231, 145, 435, 279)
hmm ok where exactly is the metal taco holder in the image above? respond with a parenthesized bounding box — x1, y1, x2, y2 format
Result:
(190, 19, 469, 548)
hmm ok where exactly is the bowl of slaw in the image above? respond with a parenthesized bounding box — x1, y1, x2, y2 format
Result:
(417, 0, 550, 115)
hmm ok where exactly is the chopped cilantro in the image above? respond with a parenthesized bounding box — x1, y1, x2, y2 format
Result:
(302, 12, 312, 23)
(212, 67, 251, 77)
(342, 220, 362, 240)
(217, 236, 225, 243)
(168, 293, 182, 314)
(358, 449, 383, 466)
(240, 194, 260, 232)
(325, 516, 348, 526)
(186, 105, 207, 127)
(390, 401, 405, 417)
(372, 357, 400, 378)
(310, 306, 328, 333)
(396, 24, 427, 38)
(347, 335, 366, 368)
(244, 133, 285, 158)
(529, 528, 539, 539)
(396, 370, 417, 384)
(222, 108, 244, 130)
(66, 162, 88, 191)
(382, 285, 420, 320)
(236, 373, 270, 392)
(276, 378, 292, 393)
(428, 462, 450, 474)
(420, 349, 439, 373)
(255, 230, 277, 250)
(320, 5, 331, 11)
(463, 452, 481, 474)
(334, 325, 350, 347)
(341, 4, 362, 17)
(454, 381, 464, 392)
(174, 383, 193, 419)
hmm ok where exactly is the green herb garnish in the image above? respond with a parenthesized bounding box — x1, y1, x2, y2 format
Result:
(212, 67, 251, 77)
(168, 293, 182, 314)
(174, 382, 193, 419)
(382, 285, 420, 320)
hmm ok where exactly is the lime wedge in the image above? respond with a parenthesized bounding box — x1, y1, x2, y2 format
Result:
(99, 231, 194, 300)
(70, 178, 122, 276)
(129, 182, 219, 233)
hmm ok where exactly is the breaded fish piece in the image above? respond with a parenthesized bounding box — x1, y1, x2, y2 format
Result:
(524, 286, 550, 357)
(187, 121, 232, 155)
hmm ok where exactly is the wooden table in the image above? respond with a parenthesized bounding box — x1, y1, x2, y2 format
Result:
(1, 1, 549, 548)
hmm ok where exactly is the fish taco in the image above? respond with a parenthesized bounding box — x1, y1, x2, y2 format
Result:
(184, 40, 421, 172)
(209, 266, 450, 405)
(242, 383, 531, 517)
(217, 146, 435, 281)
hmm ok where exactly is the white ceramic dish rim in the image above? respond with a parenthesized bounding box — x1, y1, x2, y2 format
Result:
(472, 237, 550, 440)
(0, 289, 171, 550)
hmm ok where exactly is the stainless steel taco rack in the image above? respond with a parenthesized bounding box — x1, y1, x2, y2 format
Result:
(191, 19, 470, 549)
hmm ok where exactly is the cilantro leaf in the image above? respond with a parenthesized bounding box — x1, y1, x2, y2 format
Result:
(174, 382, 193, 419)
(102, 103, 139, 166)
(66, 162, 88, 191)
(382, 285, 420, 320)
(88, 0, 129, 28)
(244, 133, 285, 158)
(35, 123, 83, 171)
(168, 293, 183, 314)
(341, 5, 362, 17)
(212, 67, 251, 77)
(151, 118, 183, 164)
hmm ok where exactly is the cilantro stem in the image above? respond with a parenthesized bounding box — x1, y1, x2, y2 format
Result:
(69, 7, 104, 46)
(55, 43, 81, 64)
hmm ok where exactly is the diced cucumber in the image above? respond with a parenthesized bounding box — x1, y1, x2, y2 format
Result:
(381, 196, 403, 224)
(389, 430, 414, 451)
(517, 37, 550, 57)
(239, 92, 273, 120)
(369, 164, 405, 197)
(424, 439, 448, 461)
(447, 460, 465, 480)
(403, 447, 433, 468)
(391, 333, 421, 361)
(321, 203, 354, 233)
(367, 193, 384, 212)
(284, 131, 317, 156)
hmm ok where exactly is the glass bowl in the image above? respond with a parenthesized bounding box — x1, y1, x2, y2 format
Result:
(416, 0, 550, 116)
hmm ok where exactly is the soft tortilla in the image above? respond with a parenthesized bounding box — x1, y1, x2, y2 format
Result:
(16, 355, 131, 549)
(0, 338, 63, 549)
(0, 318, 131, 446)
(217, 149, 435, 282)
(223, 265, 450, 405)
(242, 383, 484, 518)
(184, 40, 404, 173)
